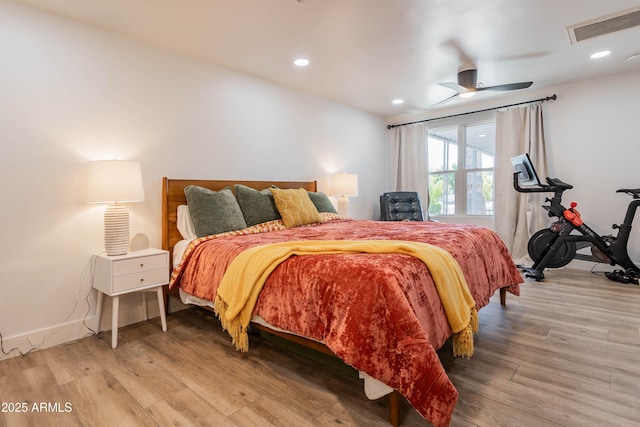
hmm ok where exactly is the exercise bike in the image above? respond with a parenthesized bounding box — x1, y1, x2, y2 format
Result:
(511, 154, 640, 284)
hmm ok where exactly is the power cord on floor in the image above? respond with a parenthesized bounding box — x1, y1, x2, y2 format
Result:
(1, 256, 104, 359)
(0, 331, 38, 357)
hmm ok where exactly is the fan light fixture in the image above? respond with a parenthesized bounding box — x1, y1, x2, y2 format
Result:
(87, 160, 145, 256)
(433, 68, 532, 106)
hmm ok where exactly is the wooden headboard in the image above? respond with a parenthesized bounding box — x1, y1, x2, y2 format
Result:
(161, 178, 317, 268)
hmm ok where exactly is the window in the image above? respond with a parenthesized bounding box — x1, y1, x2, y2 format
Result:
(427, 119, 496, 217)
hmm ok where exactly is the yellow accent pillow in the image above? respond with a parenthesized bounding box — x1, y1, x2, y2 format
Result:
(269, 188, 322, 228)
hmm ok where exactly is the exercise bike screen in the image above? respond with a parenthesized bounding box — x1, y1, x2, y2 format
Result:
(511, 153, 541, 187)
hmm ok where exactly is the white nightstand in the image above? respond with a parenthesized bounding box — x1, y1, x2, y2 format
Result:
(93, 248, 169, 348)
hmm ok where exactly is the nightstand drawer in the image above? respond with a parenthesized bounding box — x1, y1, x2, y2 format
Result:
(112, 254, 167, 276)
(112, 267, 168, 293)
(93, 249, 169, 296)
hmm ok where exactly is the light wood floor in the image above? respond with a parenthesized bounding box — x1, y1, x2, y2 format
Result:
(1, 268, 639, 426)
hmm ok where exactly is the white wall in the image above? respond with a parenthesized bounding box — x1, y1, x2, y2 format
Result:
(0, 1, 386, 359)
(390, 68, 640, 269)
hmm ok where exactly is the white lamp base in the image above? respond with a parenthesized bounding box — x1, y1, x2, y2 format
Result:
(337, 196, 350, 217)
(104, 204, 130, 256)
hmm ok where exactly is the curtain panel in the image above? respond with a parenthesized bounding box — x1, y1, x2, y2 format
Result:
(388, 123, 429, 215)
(495, 103, 549, 261)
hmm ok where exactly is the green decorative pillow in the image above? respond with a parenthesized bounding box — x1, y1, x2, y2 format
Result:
(270, 187, 322, 228)
(308, 191, 338, 214)
(234, 184, 281, 227)
(184, 186, 247, 237)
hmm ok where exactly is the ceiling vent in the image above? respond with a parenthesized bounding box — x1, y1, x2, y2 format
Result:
(567, 6, 640, 44)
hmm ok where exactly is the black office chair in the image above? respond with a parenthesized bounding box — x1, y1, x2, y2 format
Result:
(380, 191, 425, 221)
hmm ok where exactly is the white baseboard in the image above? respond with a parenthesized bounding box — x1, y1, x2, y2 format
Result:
(0, 296, 186, 361)
(0, 317, 91, 361)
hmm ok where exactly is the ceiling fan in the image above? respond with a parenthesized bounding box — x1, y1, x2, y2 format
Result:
(434, 69, 533, 106)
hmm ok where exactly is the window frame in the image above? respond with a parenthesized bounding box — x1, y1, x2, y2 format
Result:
(427, 111, 496, 218)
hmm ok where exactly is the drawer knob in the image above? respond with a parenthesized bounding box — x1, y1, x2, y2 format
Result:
(140, 263, 144, 267)
(140, 278, 144, 282)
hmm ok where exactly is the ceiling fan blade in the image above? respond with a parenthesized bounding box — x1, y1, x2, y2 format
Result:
(439, 82, 466, 92)
(431, 92, 459, 107)
(477, 81, 533, 91)
(437, 65, 532, 104)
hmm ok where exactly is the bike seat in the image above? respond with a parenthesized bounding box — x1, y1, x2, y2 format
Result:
(546, 177, 573, 190)
(616, 188, 640, 198)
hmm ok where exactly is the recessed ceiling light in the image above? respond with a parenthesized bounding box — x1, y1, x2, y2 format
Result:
(590, 50, 611, 59)
(293, 58, 310, 67)
(392, 99, 404, 105)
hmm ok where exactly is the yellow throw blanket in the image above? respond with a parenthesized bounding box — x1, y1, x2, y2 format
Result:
(213, 240, 479, 357)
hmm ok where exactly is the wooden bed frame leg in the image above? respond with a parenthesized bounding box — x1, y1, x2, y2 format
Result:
(163, 285, 171, 316)
(389, 390, 401, 427)
(500, 287, 507, 306)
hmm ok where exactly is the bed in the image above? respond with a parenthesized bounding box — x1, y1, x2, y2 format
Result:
(161, 178, 523, 426)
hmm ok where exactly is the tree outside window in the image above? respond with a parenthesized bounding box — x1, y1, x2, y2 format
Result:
(428, 120, 495, 217)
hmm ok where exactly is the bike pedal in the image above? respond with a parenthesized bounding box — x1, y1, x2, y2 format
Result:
(523, 268, 545, 281)
(605, 270, 638, 285)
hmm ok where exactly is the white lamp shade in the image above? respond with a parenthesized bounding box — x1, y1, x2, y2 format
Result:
(330, 173, 358, 197)
(87, 160, 144, 256)
(87, 160, 145, 203)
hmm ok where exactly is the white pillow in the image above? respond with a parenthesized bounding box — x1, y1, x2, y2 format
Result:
(177, 205, 197, 240)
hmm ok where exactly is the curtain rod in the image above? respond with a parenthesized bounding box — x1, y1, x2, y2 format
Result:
(387, 94, 557, 129)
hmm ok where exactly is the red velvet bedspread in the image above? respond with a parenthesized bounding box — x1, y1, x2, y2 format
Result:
(171, 219, 522, 426)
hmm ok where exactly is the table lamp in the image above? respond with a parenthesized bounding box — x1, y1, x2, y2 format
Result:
(87, 160, 145, 256)
(330, 172, 358, 217)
